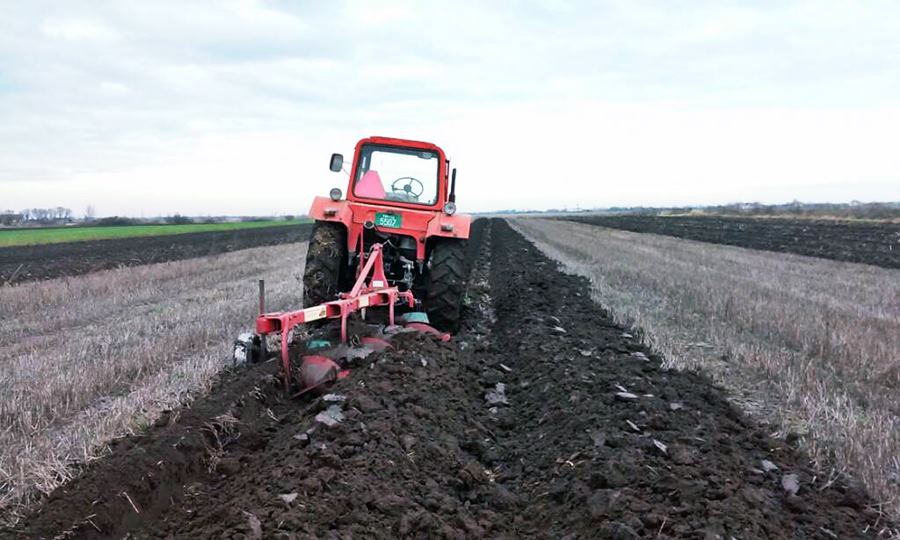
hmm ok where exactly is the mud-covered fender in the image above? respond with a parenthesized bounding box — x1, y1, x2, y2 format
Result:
(308, 196, 353, 228)
(426, 212, 472, 240)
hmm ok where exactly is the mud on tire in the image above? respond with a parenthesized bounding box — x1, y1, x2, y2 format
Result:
(424, 239, 469, 332)
(303, 222, 349, 307)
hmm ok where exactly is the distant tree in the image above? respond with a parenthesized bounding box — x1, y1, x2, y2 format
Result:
(96, 216, 138, 226)
(85, 205, 96, 221)
(166, 213, 193, 225)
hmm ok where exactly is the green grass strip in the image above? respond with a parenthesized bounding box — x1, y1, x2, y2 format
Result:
(0, 219, 310, 247)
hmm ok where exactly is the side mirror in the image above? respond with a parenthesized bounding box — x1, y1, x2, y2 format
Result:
(329, 153, 343, 172)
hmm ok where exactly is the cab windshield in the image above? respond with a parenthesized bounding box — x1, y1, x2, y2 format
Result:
(353, 144, 439, 206)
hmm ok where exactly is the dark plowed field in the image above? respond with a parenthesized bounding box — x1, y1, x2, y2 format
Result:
(7, 219, 890, 538)
(564, 215, 900, 269)
(0, 224, 313, 284)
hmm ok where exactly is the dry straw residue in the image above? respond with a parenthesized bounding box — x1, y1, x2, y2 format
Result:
(0, 242, 308, 521)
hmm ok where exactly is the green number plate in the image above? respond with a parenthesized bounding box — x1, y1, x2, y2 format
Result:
(375, 212, 402, 228)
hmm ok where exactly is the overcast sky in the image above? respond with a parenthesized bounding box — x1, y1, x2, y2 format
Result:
(1, 0, 899, 216)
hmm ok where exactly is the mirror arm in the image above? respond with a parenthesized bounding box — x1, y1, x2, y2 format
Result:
(449, 168, 456, 203)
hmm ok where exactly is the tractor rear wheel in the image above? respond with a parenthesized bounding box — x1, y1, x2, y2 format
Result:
(303, 222, 349, 307)
(424, 239, 468, 332)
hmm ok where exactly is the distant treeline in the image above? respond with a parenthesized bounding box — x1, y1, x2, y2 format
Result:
(87, 214, 301, 227)
(660, 201, 900, 220)
(0, 211, 303, 228)
(488, 201, 900, 220)
(0, 207, 74, 225)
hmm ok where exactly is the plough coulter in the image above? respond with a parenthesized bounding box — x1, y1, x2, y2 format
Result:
(235, 136, 471, 392)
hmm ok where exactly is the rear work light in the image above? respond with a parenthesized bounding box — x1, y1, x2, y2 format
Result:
(329, 188, 342, 201)
(443, 202, 457, 215)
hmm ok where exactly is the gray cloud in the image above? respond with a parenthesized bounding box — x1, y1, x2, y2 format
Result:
(1, 0, 898, 213)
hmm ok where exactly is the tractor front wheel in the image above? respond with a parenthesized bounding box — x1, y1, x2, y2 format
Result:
(303, 222, 349, 307)
(424, 239, 469, 332)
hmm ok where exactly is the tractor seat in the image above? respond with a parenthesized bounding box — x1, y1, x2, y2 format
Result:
(357, 170, 386, 199)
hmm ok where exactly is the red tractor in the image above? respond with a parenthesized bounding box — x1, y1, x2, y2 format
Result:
(304, 135, 472, 331)
(235, 136, 471, 391)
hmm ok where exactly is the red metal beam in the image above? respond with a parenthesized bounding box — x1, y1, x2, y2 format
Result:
(255, 244, 414, 389)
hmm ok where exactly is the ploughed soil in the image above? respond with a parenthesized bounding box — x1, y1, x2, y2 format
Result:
(0, 223, 314, 284)
(564, 214, 900, 269)
(7, 219, 890, 538)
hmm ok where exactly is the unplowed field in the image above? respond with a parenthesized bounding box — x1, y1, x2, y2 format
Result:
(0, 223, 313, 285)
(6, 220, 890, 538)
(564, 215, 900, 269)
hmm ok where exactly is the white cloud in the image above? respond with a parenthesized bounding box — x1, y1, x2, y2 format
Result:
(98, 81, 130, 96)
(1, 0, 898, 216)
(344, 0, 411, 26)
(40, 18, 120, 41)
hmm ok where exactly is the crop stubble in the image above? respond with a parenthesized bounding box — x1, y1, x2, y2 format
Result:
(564, 214, 900, 269)
(8, 219, 892, 538)
(0, 241, 309, 521)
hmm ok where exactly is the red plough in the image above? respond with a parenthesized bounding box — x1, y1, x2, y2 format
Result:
(241, 243, 448, 392)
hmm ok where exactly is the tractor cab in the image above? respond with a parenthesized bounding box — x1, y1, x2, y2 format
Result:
(328, 136, 453, 212)
(349, 144, 440, 206)
(306, 136, 471, 331)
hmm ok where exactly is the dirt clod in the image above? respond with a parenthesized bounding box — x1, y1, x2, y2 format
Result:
(782, 473, 801, 495)
(399, 435, 417, 451)
(485, 382, 509, 405)
(314, 405, 344, 426)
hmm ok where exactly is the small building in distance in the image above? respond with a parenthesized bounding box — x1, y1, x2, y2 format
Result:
(0, 211, 24, 226)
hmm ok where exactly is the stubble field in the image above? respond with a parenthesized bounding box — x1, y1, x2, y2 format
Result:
(563, 214, 900, 269)
(2, 219, 895, 538)
(0, 242, 308, 523)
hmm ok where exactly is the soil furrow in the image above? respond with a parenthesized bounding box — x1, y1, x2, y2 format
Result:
(6, 218, 890, 538)
(479, 220, 886, 537)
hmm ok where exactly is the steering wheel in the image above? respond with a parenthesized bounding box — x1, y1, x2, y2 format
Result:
(390, 177, 424, 198)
